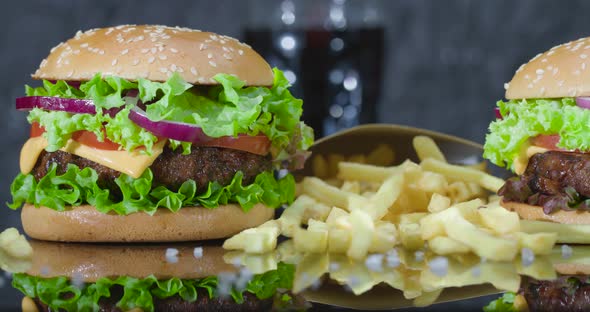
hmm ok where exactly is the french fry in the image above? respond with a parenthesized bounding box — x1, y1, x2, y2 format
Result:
(302, 177, 363, 211)
(367, 173, 404, 220)
(312, 155, 329, 179)
(223, 221, 280, 253)
(399, 223, 424, 250)
(328, 228, 351, 253)
(420, 158, 505, 192)
(302, 202, 332, 224)
(279, 195, 316, 237)
(341, 180, 361, 194)
(347, 209, 375, 260)
(443, 208, 518, 261)
(294, 220, 328, 253)
(369, 222, 397, 253)
(366, 144, 395, 166)
(417, 172, 449, 194)
(478, 205, 520, 235)
(428, 236, 470, 255)
(427, 193, 451, 213)
(327, 153, 346, 177)
(413, 136, 446, 162)
(400, 213, 428, 224)
(338, 162, 399, 182)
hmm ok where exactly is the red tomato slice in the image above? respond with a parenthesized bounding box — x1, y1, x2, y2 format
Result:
(531, 134, 568, 151)
(31, 122, 270, 155)
(30, 122, 44, 137)
(199, 135, 271, 155)
(71, 130, 121, 151)
(30, 122, 121, 150)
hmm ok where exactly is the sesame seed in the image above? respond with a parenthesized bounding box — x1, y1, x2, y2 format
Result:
(170, 48, 178, 53)
(524, 74, 530, 80)
(553, 68, 559, 75)
(504, 83, 509, 90)
(223, 53, 232, 60)
(190, 67, 198, 75)
(73, 49, 80, 55)
(99, 50, 105, 55)
(112, 59, 118, 66)
(159, 54, 167, 60)
(199, 43, 207, 51)
(209, 34, 218, 40)
(158, 46, 164, 52)
(66, 70, 74, 78)
(176, 66, 184, 73)
(238, 49, 244, 55)
(63, 59, 70, 65)
(148, 56, 155, 64)
(141, 48, 149, 54)
(40, 59, 47, 68)
(121, 49, 129, 55)
(209, 61, 217, 67)
(582, 54, 589, 59)
(222, 46, 229, 52)
(170, 64, 177, 71)
(159, 67, 168, 73)
(541, 58, 547, 63)
(205, 39, 212, 43)
(80, 43, 89, 48)
(220, 39, 226, 44)
(207, 53, 213, 59)
(198, 77, 206, 83)
(132, 59, 140, 66)
(536, 69, 544, 75)
(151, 48, 157, 54)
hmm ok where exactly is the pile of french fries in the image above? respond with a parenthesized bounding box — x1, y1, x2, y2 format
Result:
(223, 135, 559, 302)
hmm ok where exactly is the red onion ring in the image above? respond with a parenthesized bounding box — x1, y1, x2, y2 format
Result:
(128, 106, 213, 143)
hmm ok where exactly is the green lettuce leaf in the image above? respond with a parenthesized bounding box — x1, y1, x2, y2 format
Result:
(483, 97, 589, 171)
(25, 69, 313, 163)
(483, 292, 519, 312)
(12, 263, 294, 312)
(8, 164, 295, 215)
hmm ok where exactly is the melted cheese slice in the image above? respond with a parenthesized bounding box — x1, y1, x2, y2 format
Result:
(20, 137, 165, 178)
(513, 145, 549, 175)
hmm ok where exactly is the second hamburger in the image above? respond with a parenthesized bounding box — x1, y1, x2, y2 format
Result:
(484, 36, 590, 241)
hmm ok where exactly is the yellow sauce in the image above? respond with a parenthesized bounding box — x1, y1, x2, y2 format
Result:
(20, 137, 165, 178)
(513, 145, 549, 175)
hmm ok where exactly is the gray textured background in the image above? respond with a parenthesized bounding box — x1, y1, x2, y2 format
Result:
(0, 0, 588, 308)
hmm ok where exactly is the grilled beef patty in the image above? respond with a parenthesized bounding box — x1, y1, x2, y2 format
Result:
(499, 151, 590, 213)
(32, 146, 272, 199)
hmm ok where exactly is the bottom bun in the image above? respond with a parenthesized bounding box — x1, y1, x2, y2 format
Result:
(501, 200, 590, 225)
(22, 203, 273, 242)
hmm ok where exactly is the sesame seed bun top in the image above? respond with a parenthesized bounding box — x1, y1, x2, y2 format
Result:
(505, 37, 590, 99)
(33, 25, 274, 86)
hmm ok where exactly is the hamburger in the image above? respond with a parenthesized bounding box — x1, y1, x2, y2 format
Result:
(12, 240, 300, 311)
(483, 245, 590, 312)
(8, 25, 313, 242)
(484, 37, 590, 240)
